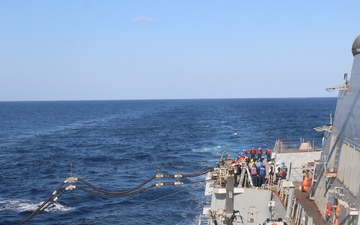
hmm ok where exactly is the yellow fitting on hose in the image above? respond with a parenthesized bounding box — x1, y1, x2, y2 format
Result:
(66, 184, 76, 191)
(174, 181, 183, 185)
(65, 177, 78, 183)
(156, 182, 164, 187)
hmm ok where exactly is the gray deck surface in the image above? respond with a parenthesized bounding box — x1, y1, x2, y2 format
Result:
(294, 190, 326, 225)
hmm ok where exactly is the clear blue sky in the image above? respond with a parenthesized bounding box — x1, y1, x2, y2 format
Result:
(1, 1, 359, 101)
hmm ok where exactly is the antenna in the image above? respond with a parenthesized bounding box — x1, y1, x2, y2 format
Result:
(329, 114, 333, 126)
(344, 73, 348, 85)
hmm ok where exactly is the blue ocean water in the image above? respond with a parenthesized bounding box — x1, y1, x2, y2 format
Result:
(0, 98, 336, 225)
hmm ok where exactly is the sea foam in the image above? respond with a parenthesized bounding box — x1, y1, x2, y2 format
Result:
(0, 199, 73, 213)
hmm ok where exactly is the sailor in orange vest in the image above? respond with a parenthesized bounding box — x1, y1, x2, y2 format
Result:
(257, 147, 263, 160)
(266, 148, 271, 161)
(250, 147, 256, 159)
(243, 148, 249, 157)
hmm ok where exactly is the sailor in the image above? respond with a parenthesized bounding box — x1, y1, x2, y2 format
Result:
(250, 147, 256, 159)
(256, 163, 261, 187)
(302, 164, 307, 180)
(232, 158, 240, 185)
(259, 161, 265, 168)
(244, 155, 250, 165)
(249, 159, 254, 168)
(266, 148, 272, 161)
(237, 154, 244, 162)
(243, 148, 249, 157)
(275, 162, 281, 184)
(259, 165, 266, 187)
(280, 162, 287, 180)
(250, 164, 258, 187)
(268, 162, 274, 184)
(257, 147, 263, 160)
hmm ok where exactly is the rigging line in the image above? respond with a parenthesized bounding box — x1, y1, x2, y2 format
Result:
(75, 180, 206, 225)
(77, 175, 156, 194)
(161, 168, 213, 178)
(17, 181, 66, 225)
(181, 168, 214, 177)
(77, 184, 157, 198)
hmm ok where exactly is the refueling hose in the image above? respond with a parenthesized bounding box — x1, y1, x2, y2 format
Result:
(18, 168, 213, 224)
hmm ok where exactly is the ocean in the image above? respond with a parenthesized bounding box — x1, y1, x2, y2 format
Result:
(0, 98, 336, 225)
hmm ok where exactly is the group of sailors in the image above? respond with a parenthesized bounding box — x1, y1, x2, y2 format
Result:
(231, 147, 288, 188)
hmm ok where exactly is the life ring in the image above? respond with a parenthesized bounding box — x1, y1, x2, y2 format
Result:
(326, 203, 332, 218)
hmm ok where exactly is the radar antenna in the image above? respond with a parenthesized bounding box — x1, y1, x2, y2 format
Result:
(329, 114, 333, 126)
(344, 73, 348, 85)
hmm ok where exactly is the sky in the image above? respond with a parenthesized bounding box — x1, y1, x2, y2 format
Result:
(1, 1, 360, 101)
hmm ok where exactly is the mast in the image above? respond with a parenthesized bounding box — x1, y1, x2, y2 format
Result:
(225, 170, 235, 225)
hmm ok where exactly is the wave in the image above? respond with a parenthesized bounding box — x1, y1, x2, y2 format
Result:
(0, 199, 73, 213)
(1, 114, 123, 148)
(191, 145, 223, 153)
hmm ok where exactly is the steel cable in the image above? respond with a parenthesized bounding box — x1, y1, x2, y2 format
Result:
(77, 175, 156, 194)
(77, 184, 157, 197)
(163, 168, 213, 178)
(180, 168, 214, 177)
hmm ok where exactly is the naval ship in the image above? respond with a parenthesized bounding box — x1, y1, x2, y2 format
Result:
(199, 35, 360, 225)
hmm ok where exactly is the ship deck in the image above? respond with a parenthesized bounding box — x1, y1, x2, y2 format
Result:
(275, 147, 322, 153)
(293, 189, 326, 225)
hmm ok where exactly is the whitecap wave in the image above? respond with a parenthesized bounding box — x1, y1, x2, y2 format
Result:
(0, 199, 73, 213)
(192, 145, 224, 153)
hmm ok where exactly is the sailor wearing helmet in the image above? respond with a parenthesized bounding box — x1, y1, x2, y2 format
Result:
(275, 162, 280, 184)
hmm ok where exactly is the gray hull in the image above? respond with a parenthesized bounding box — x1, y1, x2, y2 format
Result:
(310, 35, 360, 225)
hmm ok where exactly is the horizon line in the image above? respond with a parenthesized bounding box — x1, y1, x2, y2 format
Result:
(0, 96, 337, 103)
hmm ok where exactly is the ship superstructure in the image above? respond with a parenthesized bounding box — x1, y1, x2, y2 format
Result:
(201, 35, 360, 225)
(308, 35, 360, 225)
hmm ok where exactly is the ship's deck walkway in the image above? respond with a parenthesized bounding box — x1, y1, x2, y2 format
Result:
(294, 190, 326, 225)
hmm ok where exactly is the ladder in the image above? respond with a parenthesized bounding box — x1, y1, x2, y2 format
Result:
(238, 162, 253, 187)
